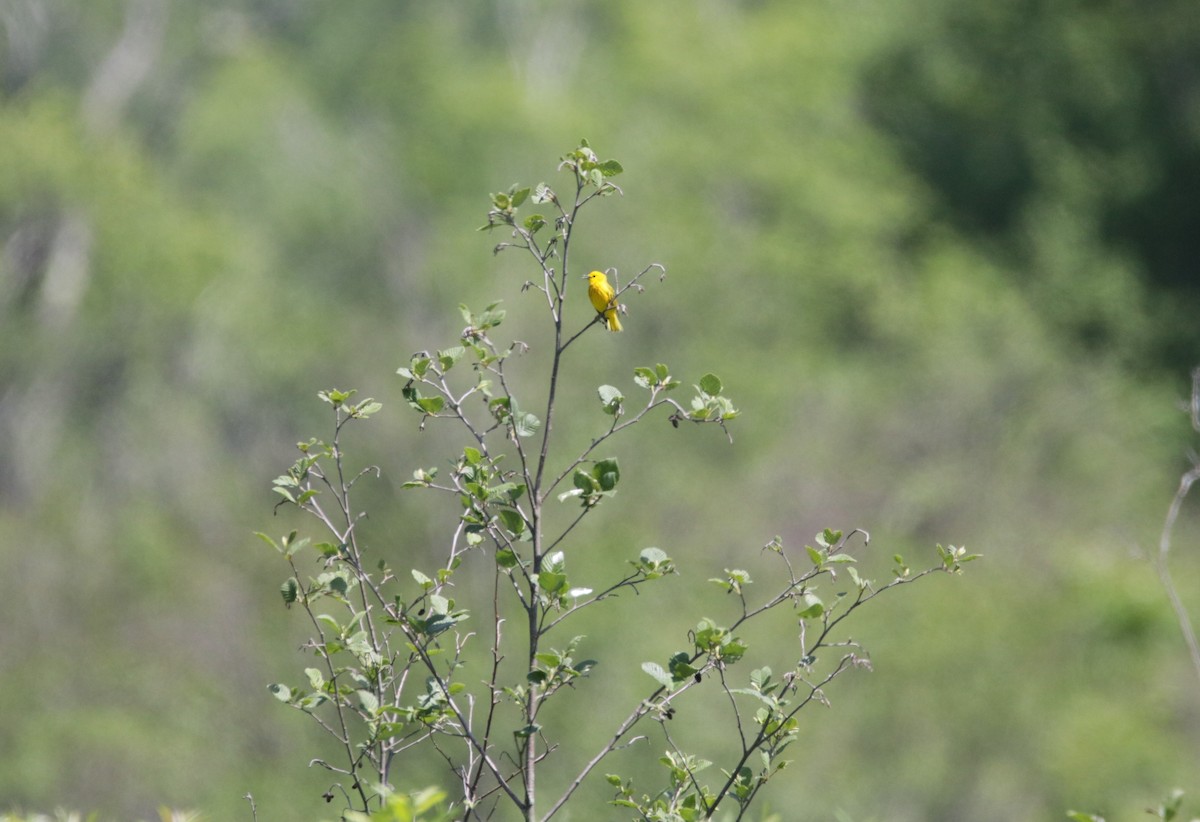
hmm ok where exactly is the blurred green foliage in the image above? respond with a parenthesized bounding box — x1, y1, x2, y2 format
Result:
(1, 1, 1198, 820)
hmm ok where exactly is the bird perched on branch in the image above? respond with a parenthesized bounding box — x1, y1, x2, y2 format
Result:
(585, 270, 622, 332)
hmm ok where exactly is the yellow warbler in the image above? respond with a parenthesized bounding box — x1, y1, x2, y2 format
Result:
(584, 270, 622, 332)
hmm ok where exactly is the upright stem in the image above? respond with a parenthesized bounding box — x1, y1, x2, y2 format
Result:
(525, 474, 545, 819)
(532, 181, 581, 498)
(521, 177, 583, 821)
(1155, 367, 1200, 685)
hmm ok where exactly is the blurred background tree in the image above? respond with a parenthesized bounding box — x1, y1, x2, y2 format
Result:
(0, 0, 1197, 819)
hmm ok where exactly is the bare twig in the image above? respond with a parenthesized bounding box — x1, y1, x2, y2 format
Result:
(1153, 367, 1200, 685)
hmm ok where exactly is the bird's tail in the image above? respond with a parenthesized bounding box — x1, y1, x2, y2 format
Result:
(605, 307, 622, 332)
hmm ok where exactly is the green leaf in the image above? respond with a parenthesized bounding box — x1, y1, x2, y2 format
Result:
(316, 613, 341, 633)
(721, 639, 749, 663)
(633, 547, 675, 578)
(699, 373, 723, 396)
(797, 593, 824, 620)
(297, 693, 328, 711)
(422, 613, 460, 636)
(498, 508, 527, 536)
(598, 384, 624, 415)
(640, 547, 669, 565)
(355, 689, 379, 715)
(805, 545, 823, 566)
(267, 683, 293, 703)
(353, 400, 382, 418)
(535, 652, 562, 668)
(438, 346, 466, 370)
(402, 384, 444, 415)
(694, 619, 727, 651)
(478, 303, 506, 329)
(279, 531, 303, 552)
(284, 532, 309, 556)
(509, 401, 541, 438)
(319, 388, 355, 406)
(280, 577, 299, 606)
(847, 565, 864, 589)
(668, 652, 699, 682)
(598, 159, 624, 177)
(511, 186, 530, 208)
(403, 466, 438, 489)
(408, 357, 432, 379)
(594, 458, 620, 491)
(489, 481, 521, 501)
(320, 571, 350, 597)
(536, 571, 567, 595)
(641, 661, 674, 688)
(750, 667, 772, 690)
(512, 410, 538, 437)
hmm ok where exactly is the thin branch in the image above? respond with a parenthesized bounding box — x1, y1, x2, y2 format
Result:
(707, 653, 860, 816)
(541, 570, 645, 633)
(466, 563, 509, 809)
(717, 665, 749, 750)
(1154, 366, 1200, 685)
(543, 392, 681, 500)
(559, 312, 607, 352)
(659, 722, 709, 811)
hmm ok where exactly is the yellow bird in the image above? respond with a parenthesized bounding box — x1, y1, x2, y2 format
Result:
(584, 270, 622, 332)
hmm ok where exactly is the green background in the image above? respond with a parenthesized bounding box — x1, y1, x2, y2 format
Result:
(1, 1, 1199, 819)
